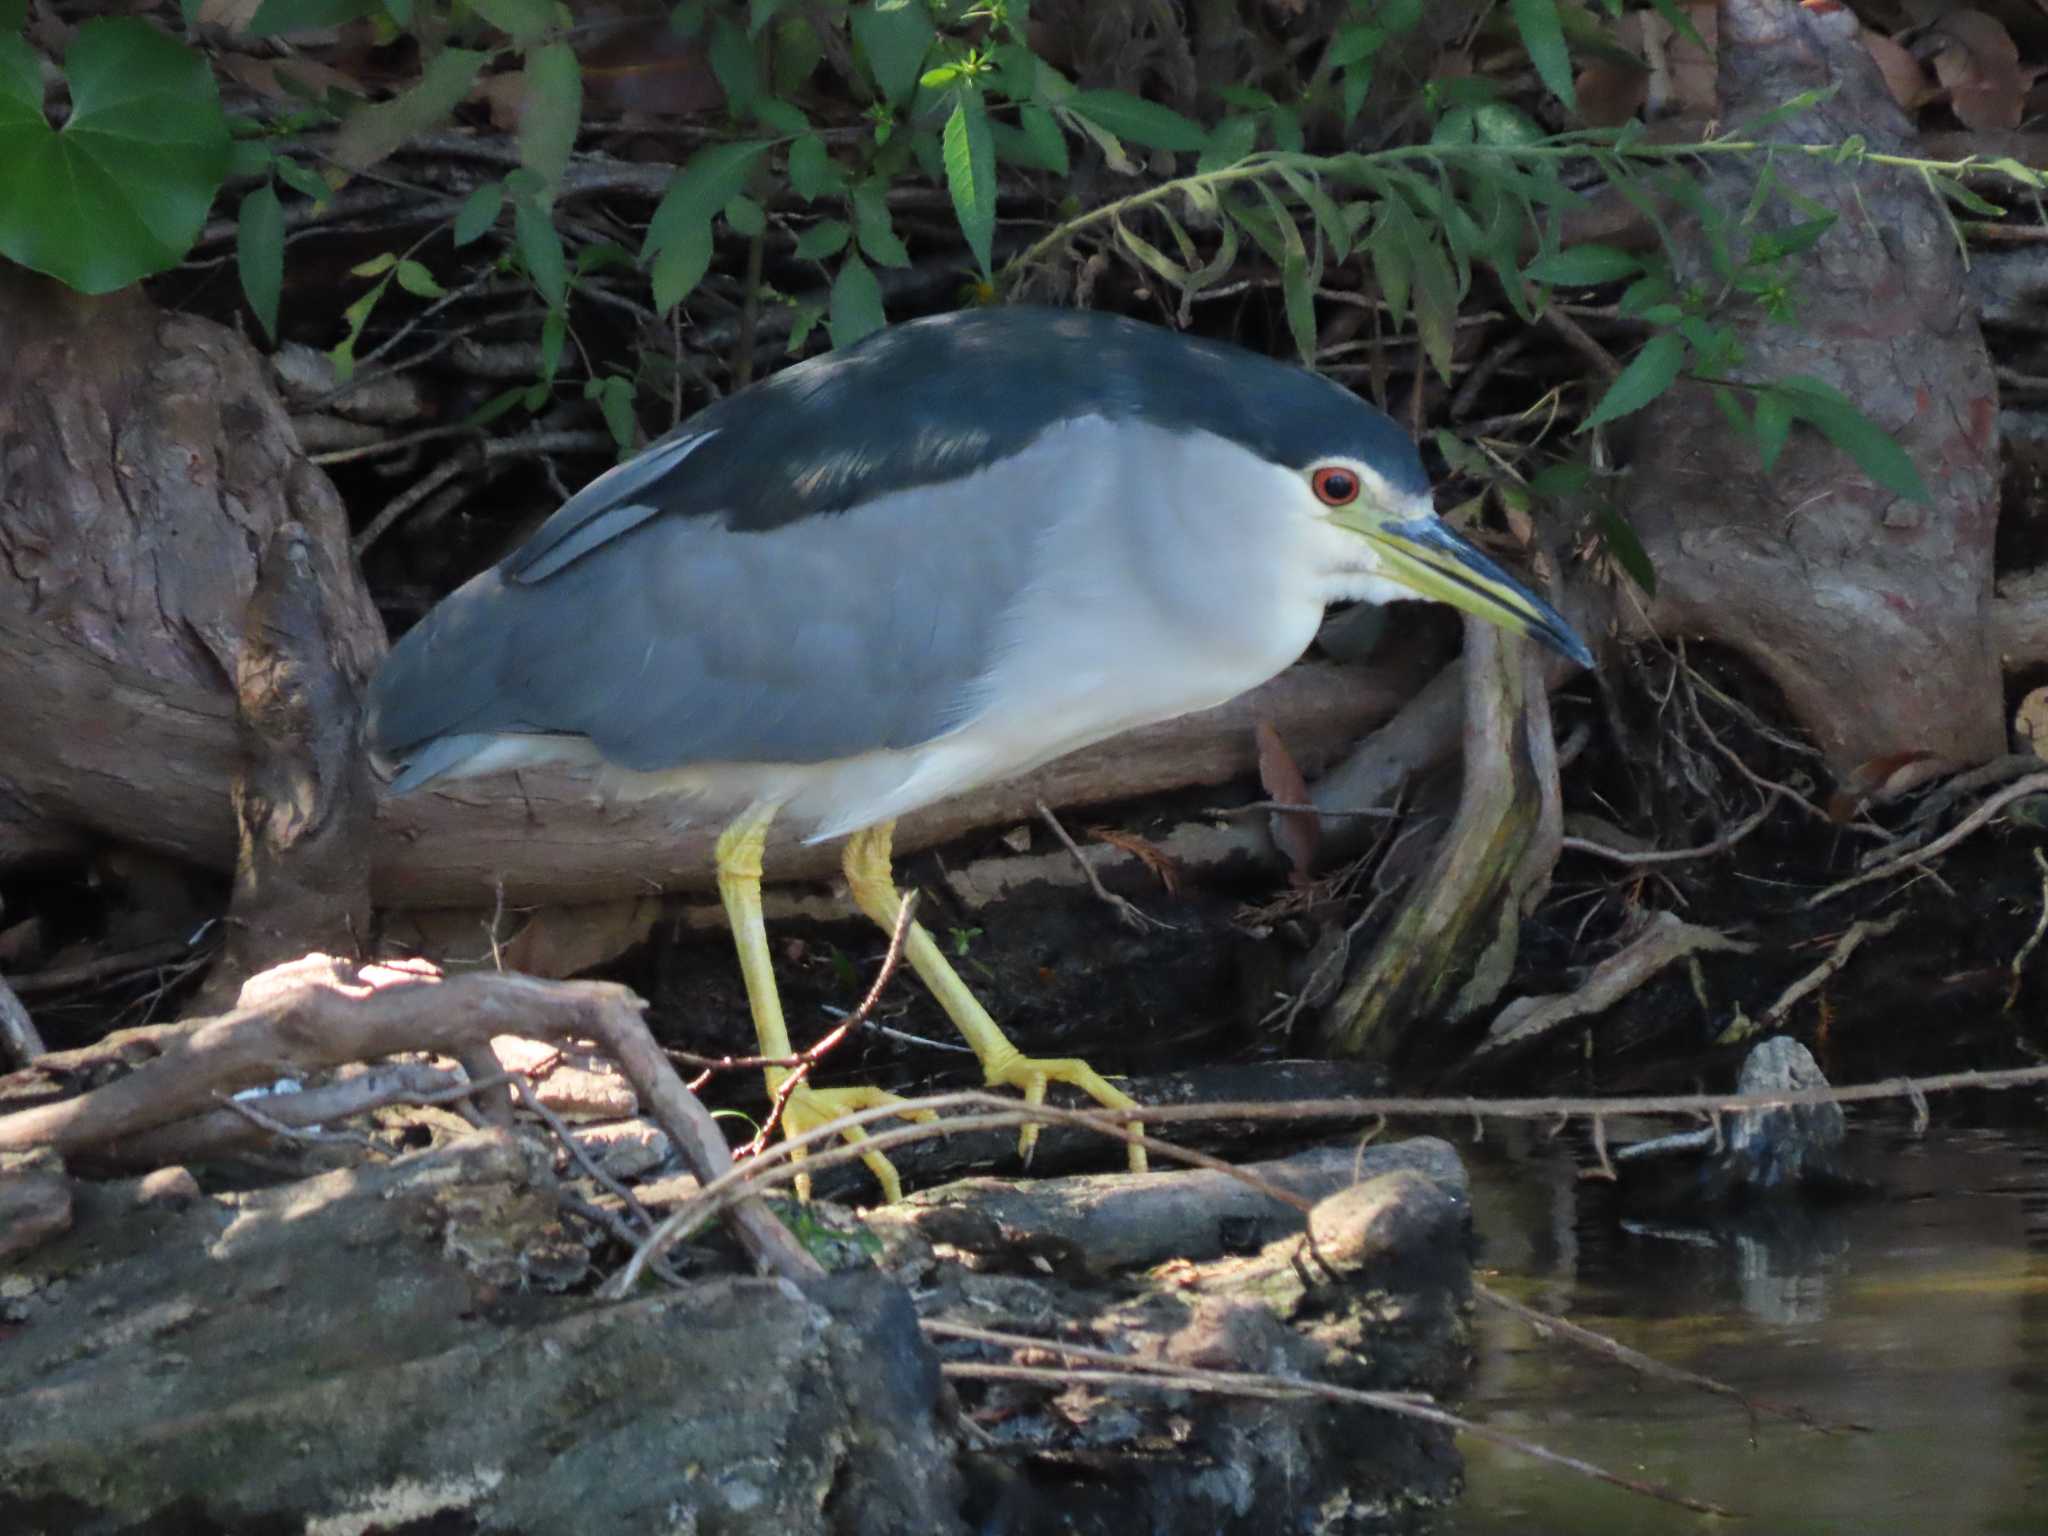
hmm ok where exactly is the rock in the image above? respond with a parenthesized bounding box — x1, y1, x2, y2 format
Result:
(0, 1148, 70, 1261)
(0, 1130, 964, 1535)
(1615, 1037, 1869, 1212)
(901, 1141, 1475, 1534)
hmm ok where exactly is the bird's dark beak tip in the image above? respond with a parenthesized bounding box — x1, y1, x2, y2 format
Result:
(1547, 626, 1596, 672)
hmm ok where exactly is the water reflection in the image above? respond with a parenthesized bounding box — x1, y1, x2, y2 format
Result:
(1440, 1119, 2048, 1534)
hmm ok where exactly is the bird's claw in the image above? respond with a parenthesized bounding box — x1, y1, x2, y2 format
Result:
(983, 1054, 1147, 1173)
(775, 1082, 933, 1205)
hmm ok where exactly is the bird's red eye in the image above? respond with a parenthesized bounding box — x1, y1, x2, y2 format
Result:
(1312, 466, 1361, 506)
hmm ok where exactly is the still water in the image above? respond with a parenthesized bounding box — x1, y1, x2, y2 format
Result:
(1441, 1115, 2048, 1534)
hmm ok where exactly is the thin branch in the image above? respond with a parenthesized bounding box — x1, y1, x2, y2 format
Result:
(1036, 801, 1171, 932)
(934, 1348, 1733, 1517)
(1807, 771, 2048, 906)
(1561, 796, 1776, 866)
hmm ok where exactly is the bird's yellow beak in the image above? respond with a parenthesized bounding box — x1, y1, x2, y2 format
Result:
(1331, 506, 1595, 670)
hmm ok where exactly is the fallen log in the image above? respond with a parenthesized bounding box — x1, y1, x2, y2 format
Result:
(0, 616, 1402, 906)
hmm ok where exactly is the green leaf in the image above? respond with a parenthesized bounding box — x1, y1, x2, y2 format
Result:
(1753, 386, 1791, 471)
(1748, 214, 1834, 264)
(466, 386, 528, 428)
(351, 251, 398, 278)
(1977, 156, 2044, 191)
(1524, 244, 1641, 285)
(1386, 197, 1456, 381)
(1217, 86, 1278, 111)
(454, 180, 504, 245)
(942, 89, 997, 281)
(237, 184, 285, 343)
(642, 141, 771, 261)
(518, 42, 582, 197)
(1509, 0, 1576, 111)
(723, 192, 765, 237)
(1254, 181, 1316, 366)
(788, 135, 843, 200)
(1930, 173, 2004, 219)
(514, 196, 567, 305)
(1281, 242, 1316, 366)
(1016, 104, 1070, 174)
(1113, 218, 1187, 285)
(651, 218, 713, 311)
(538, 305, 566, 381)
(1325, 24, 1384, 71)
(0, 20, 232, 295)
(828, 253, 886, 347)
(749, 0, 797, 36)
(851, 0, 934, 106)
(852, 181, 911, 267)
(1772, 376, 1930, 502)
(1581, 332, 1686, 431)
(1198, 114, 1259, 174)
(1342, 64, 1375, 124)
(1473, 101, 1546, 146)
(1526, 462, 1590, 498)
(245, 0, 380, 36)
(753, 94, 809, 135)
(793, 219, 850, 260)
(228, 138, 275, 180)
(589, 374, 640, 452)
(1060, 104, 1137, 174)
(275, 156, 331, 203)
(394, 258, 446, 298)
(1369, 206, 1412, 329)
(1069, 90, 1206, 152)
(334, 48, 484, 173)
(1273, 163, 1349, 262)
(1595, 506, 1656, 595)
(469, 0, 555, 44)
(708, 15, 761, 114)
(1181, 208, 1239, 296)
(786, 300, 825, 352)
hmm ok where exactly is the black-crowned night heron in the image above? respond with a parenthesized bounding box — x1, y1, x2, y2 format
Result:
(368, 305, 1591, 1201)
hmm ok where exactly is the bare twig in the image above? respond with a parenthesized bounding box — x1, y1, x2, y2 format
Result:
(0, 957, 821, 1284)
(1754, 912, 1905, 1031)
(1477, 911, 1753, 1059)
(507, 1075, 657, 1232)
(606, 1092, 1315, 1296)
(215, 1090, 383, 1152)
(1036, 801, 1171, 932)
(1808, 772, 2048, 906)
(9, 936, 211, 998)
(930, 1331, 1733, 1518)
(1541, 306, 1623, 379)
(1561, 796, 1776, 866)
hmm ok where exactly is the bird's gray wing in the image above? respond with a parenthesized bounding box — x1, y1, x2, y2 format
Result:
(368, 450, 1051, 776)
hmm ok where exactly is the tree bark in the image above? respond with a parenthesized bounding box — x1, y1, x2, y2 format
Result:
(0, 269, 383, 862)
(1615, 0, 2003, 778)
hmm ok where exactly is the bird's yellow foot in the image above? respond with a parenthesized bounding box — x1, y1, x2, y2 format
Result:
(772, 1079, 936, 1205)
(982, 1050, 1148, 1172)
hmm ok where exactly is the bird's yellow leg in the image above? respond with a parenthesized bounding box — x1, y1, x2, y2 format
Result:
(842, 820, 1146, 1172)
(714, 803, 920, 1203)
